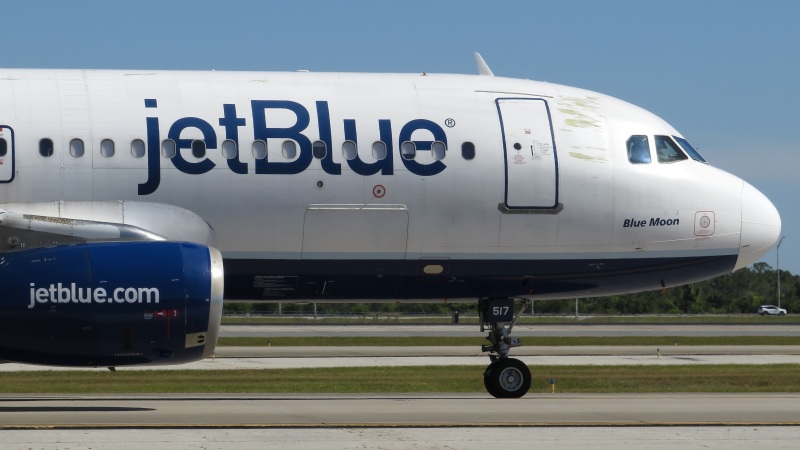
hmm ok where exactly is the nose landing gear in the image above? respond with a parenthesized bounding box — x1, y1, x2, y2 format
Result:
(479, 298, 532, 398)
(484, 358, 531, 398)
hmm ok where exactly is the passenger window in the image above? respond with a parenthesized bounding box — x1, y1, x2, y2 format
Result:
(282, 140, 297, 159)
(191, 140, 206, 158)
(461, 142, 475, 160)
(131, 139, 145, 158)
(431, 141, 446, 161)
(100, 139, 115, 158)
(70, 139, 84, 158)
(626, 135, 650, 164)
(222, 139, 237, 160)
(312, 140, 327, 159)
(372, 141, 387, 160)
(0, 138, 7, 157)
(342, 141, 357, 161)
(654, 135, 688, 163)
(39, 138, 54, 157)
(252, 140, 267, 159)
(401, 141, 416, 160)
(161, 139, 176, 158)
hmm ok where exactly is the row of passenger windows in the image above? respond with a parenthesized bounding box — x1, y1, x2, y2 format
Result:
(35, 138, 478, 161)
(626, 135, 706, 165)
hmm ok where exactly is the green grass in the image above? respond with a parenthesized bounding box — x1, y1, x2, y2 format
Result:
(222, 315, 800, 325)
(534, 364, 800, 393)
(2, 365, 800, 394)
(218, 336, 800, 347)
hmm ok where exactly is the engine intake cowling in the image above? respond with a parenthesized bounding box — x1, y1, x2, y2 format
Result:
(0, 241, 223, 367)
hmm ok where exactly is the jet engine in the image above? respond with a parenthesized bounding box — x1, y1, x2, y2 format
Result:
(0, 241, 223, 367)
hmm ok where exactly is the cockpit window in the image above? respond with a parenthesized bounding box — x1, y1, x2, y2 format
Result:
(672, 135, 707, 163)
(654, 135, 688, 163)
(627, 135, 651, 164)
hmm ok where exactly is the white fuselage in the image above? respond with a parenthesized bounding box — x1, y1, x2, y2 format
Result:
(0, 69, 781, 301)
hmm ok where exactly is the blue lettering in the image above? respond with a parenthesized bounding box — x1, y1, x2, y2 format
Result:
(649, 218, 679, 226)
(168, 117, 217, 175)
(623, 217, 679, 228)
(343, 119, 394, 175)
(138, 98, 451, 194)
(315, 101, 341, 175)
(623, 218, 646, 228)
(219, 104, 248, 174)
(139, 99, 161, 195)
(252, 100, 312, 175)
(398, 119, 447, 176)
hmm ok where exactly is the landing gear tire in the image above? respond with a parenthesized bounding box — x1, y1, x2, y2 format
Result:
(483, 361, 500, 398)
(484, 358, 531, 398)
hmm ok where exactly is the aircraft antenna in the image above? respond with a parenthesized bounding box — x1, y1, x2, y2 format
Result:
(474, 52, 494, 76)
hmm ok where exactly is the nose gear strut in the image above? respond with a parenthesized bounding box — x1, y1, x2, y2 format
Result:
(479, 297, 532, 398)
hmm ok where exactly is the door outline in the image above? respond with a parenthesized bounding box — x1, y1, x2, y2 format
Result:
(495, 98, 559, 211)
(0, 125, 15, 183)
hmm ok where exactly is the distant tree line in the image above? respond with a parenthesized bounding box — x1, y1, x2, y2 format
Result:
(538, 262, 796, 315)
(224, 263, 798, 316)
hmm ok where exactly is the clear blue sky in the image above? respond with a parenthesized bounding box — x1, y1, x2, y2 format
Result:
(2, 0, 798, 273)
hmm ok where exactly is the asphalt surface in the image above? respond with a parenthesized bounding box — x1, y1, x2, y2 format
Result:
(1, 345, 798, 371)
(3, 323, 800, 448)
(2, 393, 799, 427)
(4, 427, 799, 450)
(4, 393, 800, 448)
(221, 323, 800, 338)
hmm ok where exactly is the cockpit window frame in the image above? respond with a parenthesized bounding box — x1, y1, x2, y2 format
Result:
(672, 135, 707, 163)
(626, 135, 651, 164)
(654, 135, 689, 164)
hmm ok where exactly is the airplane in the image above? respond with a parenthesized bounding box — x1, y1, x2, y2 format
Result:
(0, 54, 781, 398)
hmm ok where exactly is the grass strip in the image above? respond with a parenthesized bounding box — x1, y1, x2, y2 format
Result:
(1, 365, 799, 394)
(218, 336, 800, 347)
(222, 315, 800, 325)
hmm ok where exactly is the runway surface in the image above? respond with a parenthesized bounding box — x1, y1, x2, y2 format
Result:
(2, 394, 800, 449)
(2, 393, 799, 427)
(0, 345, 798, 371)
(3, 324, 799, 448)
(3, 427, 799, 450)
(221, 323, 800, 338)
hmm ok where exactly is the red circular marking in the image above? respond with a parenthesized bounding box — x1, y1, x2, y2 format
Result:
(373, 184, 386, 198)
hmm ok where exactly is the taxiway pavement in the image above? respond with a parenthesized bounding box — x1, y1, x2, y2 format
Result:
(4, 394, 800, 449)
(0, 345, 798, 371)
(2, 393, 800, 427)
(3, 324, 799, 448)
(4, 427, 799, 450)
(221, 323, 800, 337)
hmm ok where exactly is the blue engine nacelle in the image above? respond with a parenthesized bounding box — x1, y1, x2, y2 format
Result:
(0, 241, 223, 367)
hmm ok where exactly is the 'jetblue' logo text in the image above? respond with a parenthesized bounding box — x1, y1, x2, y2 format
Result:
(139, 99, 448, 195)
(28, 283, 160, 309)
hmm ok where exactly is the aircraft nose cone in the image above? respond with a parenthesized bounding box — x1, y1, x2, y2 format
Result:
(735, 182, 781, 270)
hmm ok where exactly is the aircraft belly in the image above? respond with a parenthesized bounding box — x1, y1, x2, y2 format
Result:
(222, 253, 738, 301)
